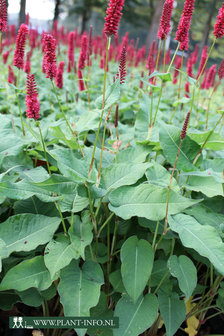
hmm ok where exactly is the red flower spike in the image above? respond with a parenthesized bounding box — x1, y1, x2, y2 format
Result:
(218, 59, 224, 80)
(205, 64, 217, 89)
(88, 25, 93, 62)
(3, 49, 9, 64)
(0, 0, 7, 32)
(158, 0, 174, 40)
(78, 33, 88, 70)
(67, 31, 75, 72)
(165, 49, 171, 65)
(25, 13, 30, 26)
(43, 34, 57, 80)
(175, 0, 195, 51)
(181, 111, 190, 140)
(56, 61, 65, 89)
(185, 82, 190, 97)
(103, 0, 125, 37)
(191, 44, 198, 64)
(13, 24, 29, 70)
(78, 69, 85, 91)
(197, 45, 208, 79)
(25, 74, 40, 120)
(8, 65, 16, 85)
(119, 45, 127, 84)
(187, 56, 193, 78)
(213, 2, 224, 39)
(24, 51, 31, 74)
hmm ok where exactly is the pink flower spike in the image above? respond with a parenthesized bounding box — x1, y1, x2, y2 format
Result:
(158, 0, 174, 40)
(175, 0, 195, 51)
(103, 0, 125, 37)
(218, 59, 224, 80)
(43, 34, 57, 80)
(213, 2, 224, 39)
(25, 74, 40, 120)
(56, 61, 65, 89)
(13, 24, 29, 70)
(0, 0, 7, 32)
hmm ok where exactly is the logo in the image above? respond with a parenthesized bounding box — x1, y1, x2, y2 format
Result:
(12, 317, 24, 329)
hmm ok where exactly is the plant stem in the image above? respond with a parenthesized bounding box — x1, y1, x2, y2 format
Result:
(97, 212, 114, 238)
(15, 90, 25, 137)
(152, 221, 160, 250)
(38, 124, 67, 235)
(86, 183, 97, 234)
(155, 40, 162, 72)
(163, 37, 166, 73)
(164, 139, 183, 234)
(167, 43, 180, 73)
(88, 37, 111, 178)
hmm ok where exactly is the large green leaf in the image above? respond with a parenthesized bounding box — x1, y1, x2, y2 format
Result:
(182, 175, 223, 197)
(168, 214, 224, 276)
(50, 147, 97, 183)
(0, 214, 61, 259)
(116, 145, 151, 163)
(95, 79, 120, 110)
(158, 291, 186, 336)
(114, 294, 158, 336)
(145, 161, 179, 191)
(68, 211, 93, 260)
(109, 184, 201, 221)
(0, 180, 62, 202)
(168, 255, 197, 301)
(120, 236, 154, 303)
(189, 131, 224, 150)
(44, 235, 79, 279)
(58, 260, 104, 317)
(0, 256, 52, 291)
(159, 124, 201, 171)
(100, 162, 150, 192)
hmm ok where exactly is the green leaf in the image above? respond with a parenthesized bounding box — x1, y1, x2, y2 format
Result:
(0, 180, 62, 202)
(51, 148, 97, 183)
(182, 175, 223, 197)
(120, 236, 154, 303)
(168, 214, 224, 276)
(189, 131, 224, 151)
(0, 256, 52, 291)
(160, 124, 201, 171)
(68, 211, 93, 260)
(114, 294, 158, 336)
(168, 255, 197, 301)
(58, 260, 104, 317)
(149, 71, 172, 83)
(95, 80, 120, 110)
(173, 97, 191, 107)
(44, 235, 78, 279)
(116, 145, 150, 163)
(100, 162, 150, 192)
(76, 110, 100, 132)
(145, 162, 179, 192)
(109, 184, 201, 221)
(0, 214, 61, 260)
(158, 291, 186, 336)
(109, 269, 126, 293)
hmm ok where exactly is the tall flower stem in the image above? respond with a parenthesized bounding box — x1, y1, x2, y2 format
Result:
(164, 139, 183, 234)
(155, 40, 162, 72)
(163, 37, 167, 73)
(15, 90, 25, 137)
(196, 39, 216, 85)
(97, 105, 113, 185)
(205, 82, 219, 130)
(38, 123, 67, 235)
(88, 37, 111, 179)
(167, 43, 180, 73)
(51, 80, 83, 156)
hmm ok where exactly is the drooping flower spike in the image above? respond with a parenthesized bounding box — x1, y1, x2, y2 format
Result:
(0, 0, 7, 32)
(175, 0, 195, 51)
(25, 74, 40, 120)
(13, 24, 29, 70)
(213, 2, 224, 39)
(104, 0, 125, 37)
(158, 0, 174, 40)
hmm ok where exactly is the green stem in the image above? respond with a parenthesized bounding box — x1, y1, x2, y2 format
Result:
(152, 221, 160, 250)
(167, 43, 180, 73)
(152, 84, 163, 127)
(163, 37, 166, 73)
(153, 271, 169, 294)
(88, 37, 111, 179)
(97, 212, 114, 238)
(86, 183, 97, 234)
(155, 40, 162, 71)
(15, 90, 25, 137)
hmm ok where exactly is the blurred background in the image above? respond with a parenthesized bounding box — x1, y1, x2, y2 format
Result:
(6, 0, 224, 61)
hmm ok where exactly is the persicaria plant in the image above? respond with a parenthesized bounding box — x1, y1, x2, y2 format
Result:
(0, 1, 224, 336)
